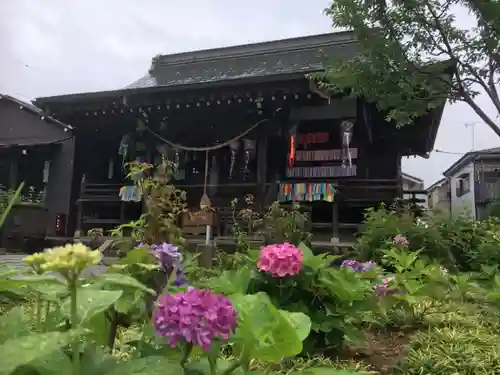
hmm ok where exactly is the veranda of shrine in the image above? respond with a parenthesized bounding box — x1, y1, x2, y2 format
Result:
(34, 31, 444, 247)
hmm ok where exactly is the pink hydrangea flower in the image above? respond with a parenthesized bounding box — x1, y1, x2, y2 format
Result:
(257, 242, 303, 277)
(393, 234, 409, 247)
(153, 288, 237, 351)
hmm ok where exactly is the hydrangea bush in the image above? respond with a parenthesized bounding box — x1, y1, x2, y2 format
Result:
(206, 242, 384, 354)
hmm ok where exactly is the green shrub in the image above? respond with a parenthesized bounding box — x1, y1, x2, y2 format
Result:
(395, 326, 500, 375)
(356, 205, 500, 271)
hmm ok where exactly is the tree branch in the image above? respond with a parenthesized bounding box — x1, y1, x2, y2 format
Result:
(423, 0, 500, 133)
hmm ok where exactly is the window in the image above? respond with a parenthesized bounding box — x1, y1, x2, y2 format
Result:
(456, 173, 470, 197)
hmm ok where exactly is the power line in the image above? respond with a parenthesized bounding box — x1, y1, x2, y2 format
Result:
(433, 149, 467, 155)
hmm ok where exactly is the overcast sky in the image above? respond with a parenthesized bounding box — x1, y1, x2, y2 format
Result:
(1, 0, 498, 187)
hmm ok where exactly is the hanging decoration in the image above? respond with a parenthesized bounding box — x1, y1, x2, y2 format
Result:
(296, 132, 329, 147)
(278, 183, 335, 202)
(173, 147, 181, 167)
(118, 133, 132, 169)
(243, 139, 256, 180)
(228, 140, 240, 179)
(288, 124, 298, 168)
(119, 185, 143, 202)
(340, 120, 355, 168)
(286, 165, 357, 178)
(174, 148, 186, 180)
(288, 136, 296, 167)
(295, 148, 359, 162)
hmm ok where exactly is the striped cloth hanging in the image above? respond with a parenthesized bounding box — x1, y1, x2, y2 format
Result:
(278, 183, 335, 202)
(286, 165, 357, 178)
(295, 148, 358, 162)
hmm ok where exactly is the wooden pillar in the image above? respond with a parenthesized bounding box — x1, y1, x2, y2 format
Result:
(331, 201, 340, 244)
(8, 158, 18, 189)
(257, 137, 268, 208)
(75, 174, 86, 237)
(196, 243, 214, 268)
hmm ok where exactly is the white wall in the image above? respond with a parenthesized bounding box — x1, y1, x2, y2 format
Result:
(449, 161, 476, 219)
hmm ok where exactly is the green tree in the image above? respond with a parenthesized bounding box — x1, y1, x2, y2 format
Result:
(314, 0, 500, 135)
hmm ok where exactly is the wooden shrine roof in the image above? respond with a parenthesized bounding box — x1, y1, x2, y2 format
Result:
(34, 31, 358, 105)
(127, 32, 358, 89)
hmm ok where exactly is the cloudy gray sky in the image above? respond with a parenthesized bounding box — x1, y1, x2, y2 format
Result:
(1, 0, 498, 187)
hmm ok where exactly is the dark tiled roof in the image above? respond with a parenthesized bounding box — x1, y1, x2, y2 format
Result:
(35, 32, 359, 104)
(126, 31, 359, 89)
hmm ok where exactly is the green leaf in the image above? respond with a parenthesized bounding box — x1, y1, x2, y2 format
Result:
(29, 350, 72, 375)
(85, 312, 111, 347)
(28, 283, 69, 302)
(62, 287, 122, 325)
(186, 359, 245, 375)
(117, 246, 156, 266)
(278, 311, 311, 342)
(0, 307, 31, 344)
(0, 330, 83, 375)
(230, 293, 311, 363)
(80, 343, 117, 375)
(298, 242, 314, 262)
(95, 273, 156, 295)
(207, 269, 252, 295)
(105, 356, 183, 375)
(0, 264, 19, 278)
(15, 274, 66, 286)
(114, 291, 142, 314)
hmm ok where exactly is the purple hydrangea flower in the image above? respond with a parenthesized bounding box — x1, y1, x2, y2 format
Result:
(341, 259, 377, 273)
(341, 259, 361, 270)
(147, 243, 187, 287)
(374, 276, 405, 297)
(150, 243, 180, 267)
(360, 261, 377, 272)
(153, 288, 238, 351)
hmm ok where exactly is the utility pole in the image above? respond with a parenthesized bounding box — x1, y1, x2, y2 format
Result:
(465, 122, 478, 151)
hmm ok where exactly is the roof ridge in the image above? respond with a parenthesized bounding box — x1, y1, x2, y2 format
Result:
(0, 93, 73, 131)
(152, 31, 356, 69)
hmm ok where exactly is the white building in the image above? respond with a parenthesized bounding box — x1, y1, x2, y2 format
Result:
(440, 147, 500, 220)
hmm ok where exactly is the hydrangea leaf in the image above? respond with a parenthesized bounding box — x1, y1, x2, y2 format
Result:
(105, 356, 183, 375)
(0, 306, 31, 344)
(94, 273, 156, 295)
(230, 292, 311, 363)
(0, 330, 84, 375)
(61, 287, 122, 325)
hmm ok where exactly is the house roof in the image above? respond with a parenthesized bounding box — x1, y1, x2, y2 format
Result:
(34, 31, 359, 105)
(0, 94, 73, 132)
(443, 146, 500, 177)
(402, 172, 424, 185)
(427, 177, 448, 193)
